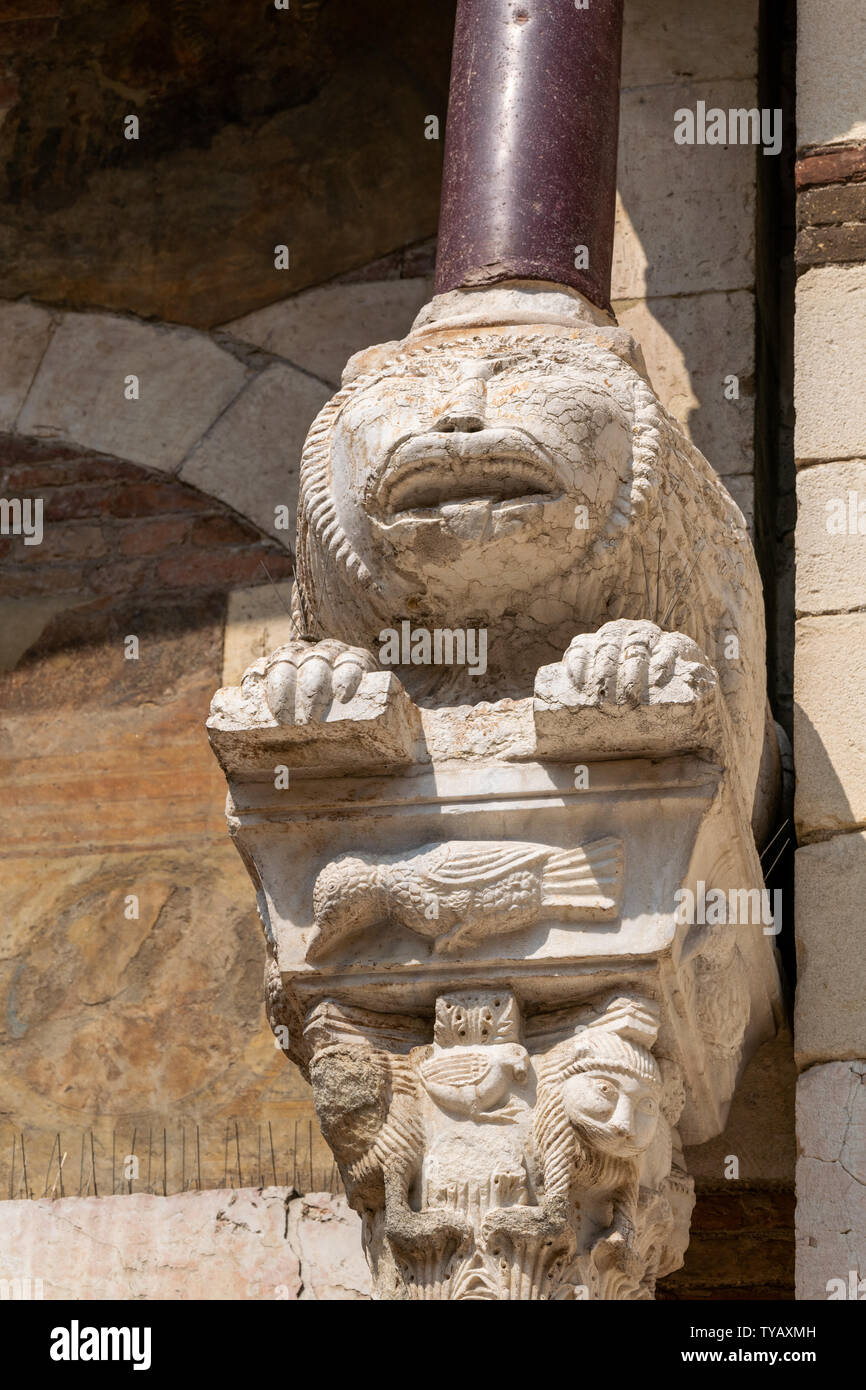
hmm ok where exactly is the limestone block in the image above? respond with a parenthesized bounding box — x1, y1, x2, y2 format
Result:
(0, 301, 56, 429)
(225, 279, 433, 388)
(615, 292, 754, 479)
(621, 0, 757, 88)
(18, 314, 249, 472)
(0, 1188, 296, 1300)
(795, 266, 866, 462)
(798, 0, 866, 148)
(0, 1188, 369, 1300)
(613, 81, 756, 301)
(796, 460, 866, 614)
(795, 835, 866, 1065)
(794, 616, 866, 837)
(287, 1192, 371, 1300)
(180, 363, 330, 543)
(796, 1061, 866, 1299)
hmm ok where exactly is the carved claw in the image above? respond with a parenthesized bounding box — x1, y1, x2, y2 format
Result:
(562, 620, 713, 707)
(260, 639, 378, 724)
(481, 1198, 568, 1248)
(592, 1225, 642, 1281)
(385, 1206, 473, 1260)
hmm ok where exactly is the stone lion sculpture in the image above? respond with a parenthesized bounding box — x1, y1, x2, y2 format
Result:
(247, 282, 770, 808)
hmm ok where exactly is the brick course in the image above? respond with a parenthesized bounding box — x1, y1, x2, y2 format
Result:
(0, 433, 294, 603)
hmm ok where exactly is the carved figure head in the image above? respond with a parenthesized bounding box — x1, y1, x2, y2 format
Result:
(560, 1031, 662, 1159)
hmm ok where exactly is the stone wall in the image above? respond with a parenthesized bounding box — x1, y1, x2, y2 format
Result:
(0, 1188, 370, 1300)
(794, 0, 866, 1301)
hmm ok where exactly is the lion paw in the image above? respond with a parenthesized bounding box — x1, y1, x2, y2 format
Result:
(592, 1226, 642, 1279)
(255, 639, 378, 725)
(559, 620, 714, 708)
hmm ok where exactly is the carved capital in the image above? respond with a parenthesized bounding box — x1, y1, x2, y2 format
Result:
(306, 991, 693, 1300)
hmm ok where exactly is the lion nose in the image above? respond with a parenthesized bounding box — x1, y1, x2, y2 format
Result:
(431, 375, 487, 432)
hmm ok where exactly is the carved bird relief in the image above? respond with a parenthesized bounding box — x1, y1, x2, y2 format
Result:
(307, 837, 623, 959)
(419, 1045, 529, 1121)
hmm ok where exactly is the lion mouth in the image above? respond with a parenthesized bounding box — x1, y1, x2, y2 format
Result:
(375, 428, 559, 515)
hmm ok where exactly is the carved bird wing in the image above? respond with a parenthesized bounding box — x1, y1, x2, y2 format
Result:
(422, 841, 551, 886)
(539, 837, 623, 919)
(420, 1052, 493, 1089)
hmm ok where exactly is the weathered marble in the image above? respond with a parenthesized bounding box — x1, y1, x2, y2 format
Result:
(209, 282, 782, 1298)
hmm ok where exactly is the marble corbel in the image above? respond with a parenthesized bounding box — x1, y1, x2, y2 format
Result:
(208, 589, 782, 1300)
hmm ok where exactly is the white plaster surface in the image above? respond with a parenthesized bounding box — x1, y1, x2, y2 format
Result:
(0, 1187, 369, 1301)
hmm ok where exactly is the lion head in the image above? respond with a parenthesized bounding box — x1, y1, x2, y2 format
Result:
(292, 283, 763, 770)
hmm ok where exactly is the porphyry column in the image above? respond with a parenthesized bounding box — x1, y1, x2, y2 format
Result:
(435, 0, 624, 313)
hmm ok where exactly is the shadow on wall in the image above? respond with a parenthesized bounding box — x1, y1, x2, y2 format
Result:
(613, 0, 764, 522)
